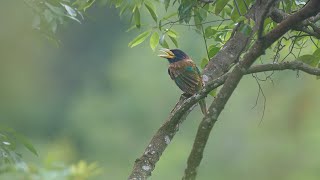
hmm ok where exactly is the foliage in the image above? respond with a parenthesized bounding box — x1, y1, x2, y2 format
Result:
(24, 0, 97, 44)
(0, 125, 37, 170)
(104, 0, 317, 70)
(0, 125, 100, 179)
(25, 0, 317, 70)
(0, 160, 101, 180)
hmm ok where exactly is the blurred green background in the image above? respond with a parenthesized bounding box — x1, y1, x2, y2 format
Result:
(1, 1, 320, 180)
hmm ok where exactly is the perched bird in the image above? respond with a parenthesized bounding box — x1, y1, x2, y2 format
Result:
(158, 48, 207, 115)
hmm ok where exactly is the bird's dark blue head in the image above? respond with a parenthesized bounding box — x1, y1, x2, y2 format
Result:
(158, 48, 189, 63)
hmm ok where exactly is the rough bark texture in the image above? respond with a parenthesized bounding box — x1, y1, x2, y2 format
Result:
(183, 0, 320, 179)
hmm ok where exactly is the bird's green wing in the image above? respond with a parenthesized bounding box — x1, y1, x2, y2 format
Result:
(169, 64, 202, 95)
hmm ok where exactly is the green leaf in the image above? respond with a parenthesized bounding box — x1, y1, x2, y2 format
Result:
(193, 10, 202, 30)
(205, 27, 217, 38)
(60, 3, 77, 17)
(240, 24, 252, 37)
(230, 7, 240, 22)
(209, 89, 217, 97)
(215, 0, 231, 15)
(167, 29, 178, 38)
(236, 16, 247, 22)
(297, 54, 319, 67)
(263, 17, 273, 29)
(150, 32, 159, 51)
(169, 36, 178, 47)
(14, 133, 38, 156)
(164, 0, 170, 11)
(144, 2, 157, 22)
(160, 35, 169, 48)
(120, 4, 129, 16)
(208, 45, 220, 58)
(66, 15, 81, 24)
(126, 25, 137, 32)
(313, 48, 320, 59)
(201, 58, 209, 69)
(44, 9, 54, 23)
(162, 12, 178, 20)
(161, 40, 169, 48)
(234, 0, 247, 15)
(198, 7, 208, 21)
(128, 31, 151, 48)
(295, 0, 306, 5)
(134, 7, 141, 28)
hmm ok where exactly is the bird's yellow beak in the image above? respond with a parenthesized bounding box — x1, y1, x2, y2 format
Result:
(158, 48, 175, 59)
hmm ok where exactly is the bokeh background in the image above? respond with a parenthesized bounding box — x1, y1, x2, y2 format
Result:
(1, 1, 320, 180)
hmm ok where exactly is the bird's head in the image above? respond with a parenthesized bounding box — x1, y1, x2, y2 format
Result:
(158, 48, 189, 63)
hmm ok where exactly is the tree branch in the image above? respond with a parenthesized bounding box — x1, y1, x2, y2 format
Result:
(128, 60, 320, 180)
(128, 74, 228, 179)
(129, 2, 258, 179)
(183, 0, 320, 179)
(270, 9, 320, 39)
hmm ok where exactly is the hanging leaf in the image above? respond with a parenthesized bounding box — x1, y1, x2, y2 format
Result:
(164, 0, 170, 11)
(144, 1, 158, 22)
(297, 54, 319, 67)
(160, 35, 169, 48)
(134, 7, 141, 28)
(208, 45, 220, 58)
(312, 48, 320, 59)
(169, 36, 178, 47)
(205, 27, 217, 38)
(193, 10, 202, 30)
(150, 32, 160, 51)
(209, 89, 217, 97)
(215, 0, 231, 15)
(14, 133, 38, 156)
(120, 4, 129, 16)
(167, 29, 178, 38)
(128, 31, 151, 47)
(201, 58, 209, 69)
(60, 3, 77, 17)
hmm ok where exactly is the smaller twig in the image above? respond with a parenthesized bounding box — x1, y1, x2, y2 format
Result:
(309, 36, 319, 48)
(251, 74, 261, 109)
(252, 73, 267, 125)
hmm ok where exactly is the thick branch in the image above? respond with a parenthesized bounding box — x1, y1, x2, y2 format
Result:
(183, 1, 320, 179)
(270, 8, 320, 39)
(128, 74, 228, 179)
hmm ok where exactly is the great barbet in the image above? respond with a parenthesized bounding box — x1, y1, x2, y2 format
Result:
(158, 48, 207, 115)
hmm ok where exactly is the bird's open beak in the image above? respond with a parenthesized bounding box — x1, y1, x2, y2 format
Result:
(158, 48, 174, 59)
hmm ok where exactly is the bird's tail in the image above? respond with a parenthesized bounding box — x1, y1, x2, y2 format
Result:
(199, 99, 207, 115)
